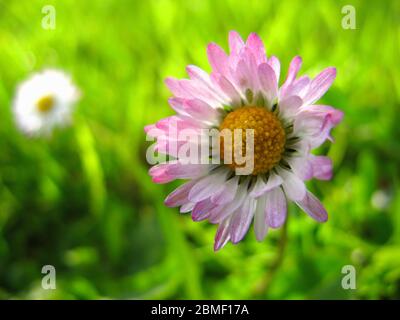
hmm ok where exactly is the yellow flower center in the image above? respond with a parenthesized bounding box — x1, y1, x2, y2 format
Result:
(36, 95, 55, 113)
(219, 106, 286, 175)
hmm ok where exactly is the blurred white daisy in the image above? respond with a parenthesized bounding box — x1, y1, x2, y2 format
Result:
(13, 69, 80, 136)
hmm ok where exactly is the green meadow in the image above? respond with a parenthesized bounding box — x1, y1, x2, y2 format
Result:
(0, 0, 399, 299)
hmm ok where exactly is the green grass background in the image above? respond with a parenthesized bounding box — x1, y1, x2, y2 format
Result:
(0, 0, 399, 299)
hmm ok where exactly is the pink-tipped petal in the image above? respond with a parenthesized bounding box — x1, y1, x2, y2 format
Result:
(234, 59, 252, 91)
(214, 218, 232, 251)
(282, 56, 302, 88)
(278, 168, 306, 201)
(258, 63, 278, 103)
(309, 155, 333, 180)
(303, 67, 336, 106)
(303, 105, 344, 125)
(243, 47, 260, 91)
(192, 199, 216, 221)
(178, 79, 220, 106)
(165, 77, 186, 97)
(250, 172, 283, 198)
(249, 176, 267, 198)
(211, 176, 239, 205)
(186, 65, 211, 84)
(168, 97, 187, 115)
(326, 107, 344, 125)
(180, 202, 195, 213)
(280, 76, 311, 101)
(268, 56, 281, 84)
(210, 72, 242, 106)
(265, 172, 285, 191)
(144, 124, 155, 134)
(246, 33, 267, 64)
(294, 105, 343, 148)
(186, 65, 227, 103)
(207, 204, 225, 223)
(144, 124, 163, 138)
(184, 99, 221, 123)
(230, 197, 256, 244)
(296, 191, 328, 222)
(164, 180, 198, 207)
(166, 162, 211, 180)
(166, 78, 220, 105)
(288, 156, 313, 181)
(149, 164, 172, 184)
(279, 95, 303, 119)
(290, 76, 311, 98)
(266, 187, 287, 228)
(154, 117, 170, 131)
(207, 43, 229, 75)
(188, 171, 227, 202)
(209, 182, 248, 223)
(228, 30, 245, 55)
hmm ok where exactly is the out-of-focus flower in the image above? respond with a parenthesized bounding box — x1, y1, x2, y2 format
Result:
(13, 69, 80, 136)
(145, 31, 343, 251)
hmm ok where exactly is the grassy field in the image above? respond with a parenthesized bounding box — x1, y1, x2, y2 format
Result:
(0, 0, 399, 299)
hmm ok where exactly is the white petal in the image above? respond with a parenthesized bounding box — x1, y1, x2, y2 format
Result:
(265, 187, 287, 228)
(211, 176, 239, 205)
(164, 179, 198, 207)
(214, 217, 232, 251)
(249, 176, 267, 198)
(229, 31, 245, 55)
(230, 197, 256, 244)
(279, 95, 303, 119)
(302, 67, 336, 106)
(186, 65, 227, 103)
(188, 170, 227, 202)
(278, 168, 307, 201)
(192, 199, 216, 221)
(287, 156, 313, 181)
(296, 190, 328, 222)
(209, 180, 249, 223)
(210, 73, 242, 106)
(258, 63, 278, 104)
(180, 202, 195, 213)
(268, 56, 281, 84)
(254, 194, 268, 241)
(250, 172, 283, 198)
(309, 155, 333, 180)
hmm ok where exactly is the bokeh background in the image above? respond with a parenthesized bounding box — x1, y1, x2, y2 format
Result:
(0, 0, 399, 299)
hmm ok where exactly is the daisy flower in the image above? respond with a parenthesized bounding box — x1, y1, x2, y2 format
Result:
(13, 69, 80, 136)
(145, 31, 343, 251)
